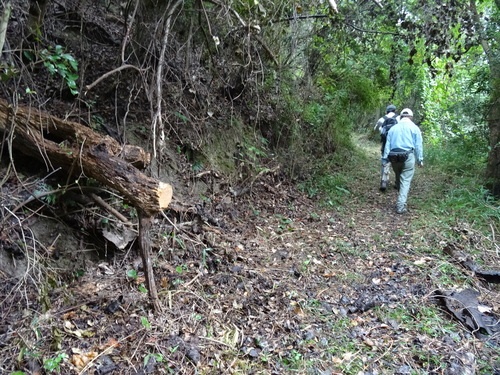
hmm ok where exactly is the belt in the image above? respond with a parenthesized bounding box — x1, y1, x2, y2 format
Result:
(390, 148, 413, 153)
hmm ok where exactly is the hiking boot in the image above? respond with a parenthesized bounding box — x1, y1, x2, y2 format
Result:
(379, 181, 387, 191)
(396, 207, 407, 214)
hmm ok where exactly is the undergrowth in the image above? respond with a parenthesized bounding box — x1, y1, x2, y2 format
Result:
(298, 142, 369, 207)
(415, 139, 499, 236)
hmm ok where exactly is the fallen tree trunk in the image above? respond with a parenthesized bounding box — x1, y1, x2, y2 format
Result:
(0, 98, 173, 312)
(0, 98, 172, 215)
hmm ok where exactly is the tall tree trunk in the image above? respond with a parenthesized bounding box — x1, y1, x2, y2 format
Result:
(470, 0, 500, 196)
(486, 61, 500, 196)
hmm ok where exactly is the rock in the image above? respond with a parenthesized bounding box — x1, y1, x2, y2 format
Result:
(248, 348, 259, 358)
(186, 347, 201, 364)
(231, 265, 243, 272)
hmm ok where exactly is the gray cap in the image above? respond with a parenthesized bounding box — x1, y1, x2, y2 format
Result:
(386, 104, 396, 113)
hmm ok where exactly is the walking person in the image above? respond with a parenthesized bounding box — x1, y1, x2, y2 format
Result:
(375, 104, 399, 191)
(382, 108, 424, 214)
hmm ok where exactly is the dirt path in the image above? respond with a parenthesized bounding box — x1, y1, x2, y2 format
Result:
(1, 138, 498, 375)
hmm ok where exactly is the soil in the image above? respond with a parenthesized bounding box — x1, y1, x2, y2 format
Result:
(1, 138, 499, 375)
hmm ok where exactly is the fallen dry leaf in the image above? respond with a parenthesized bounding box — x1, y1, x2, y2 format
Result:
(71, 350, 98, 371)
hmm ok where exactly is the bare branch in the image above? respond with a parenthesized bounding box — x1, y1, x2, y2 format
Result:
(90, 192, 135, 228)
(121, 0, 140, 64)
(152, 0, 184, 158)
(272, 14, 329, 23)
(328, 0, 339, 13)
(345, 21, 401, 36)
(253, 34, 279, 66)
(0, 1, 12, 55)
(84, 64, 144, 93)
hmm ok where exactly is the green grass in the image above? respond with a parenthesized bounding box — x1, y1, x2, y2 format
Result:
(416, 139, 498, 230)
(425, 135, 488, 177)
(299, 169, 352, 205)
(378, 303, 458, 338)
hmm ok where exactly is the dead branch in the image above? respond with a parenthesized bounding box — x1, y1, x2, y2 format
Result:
(84, 64, 144, 93)
(138, 212, 161, 312)
(151, 0, 184, 158)
(0, 98, 171, 215)
(90, 192, 135, 228)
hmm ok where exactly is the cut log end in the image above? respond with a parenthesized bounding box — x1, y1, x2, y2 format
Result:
(158, 182, 173, 210)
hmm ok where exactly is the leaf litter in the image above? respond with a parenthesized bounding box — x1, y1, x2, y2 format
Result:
(1, 149, 499, 375)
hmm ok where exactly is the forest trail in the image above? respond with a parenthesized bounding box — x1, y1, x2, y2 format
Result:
(1, 0, 498, 372)
(341, 134, 430, 247)
(0, 135, 498, 374)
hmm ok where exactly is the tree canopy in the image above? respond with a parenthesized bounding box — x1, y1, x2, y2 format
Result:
(0, 0, 498, 186)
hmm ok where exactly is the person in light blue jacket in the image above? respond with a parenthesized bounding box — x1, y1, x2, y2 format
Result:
(382, 108, 424, 214)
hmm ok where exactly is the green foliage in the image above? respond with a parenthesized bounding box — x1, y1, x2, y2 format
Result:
(418, 47, 489, 142)
(73, 269, 84, 278)
(173, 111, 189, 124)
(126, 269, 138, 279)
(415, 139, 499, 232)
(234, 136, 271, 176)
(43, 353, 68, 373)
(32, 183, 58, 205)
(175, 264, 188, 274)
(144, 352, 165, 367)
(425, 135, 488, 176)
(297, 145, 358, 207)
(263, 8, 389, 178)
(91, 114, 106, 130)
(378, 303, 458, 338)
(281, 349, 303, 369)
(40, 45, 79, 95)
(427, 184, 499, 224)
(300, 171, 351, 207)
(201, 248, 211, 270)
(165, 232, 186, 249)
(436, 262, 469, 287)
(275, 215, 293, 233)
(1, 63, 19, 82)
(269, 78, 356, 178)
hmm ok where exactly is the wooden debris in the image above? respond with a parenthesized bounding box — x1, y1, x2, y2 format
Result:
(0, 98, 173, 312)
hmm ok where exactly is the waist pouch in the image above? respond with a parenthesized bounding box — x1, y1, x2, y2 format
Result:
(388, 151, 410, 163)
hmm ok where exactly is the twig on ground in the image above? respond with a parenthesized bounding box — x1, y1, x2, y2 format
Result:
(199, 335, 236, 349)
(90, 192, 135, 228)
